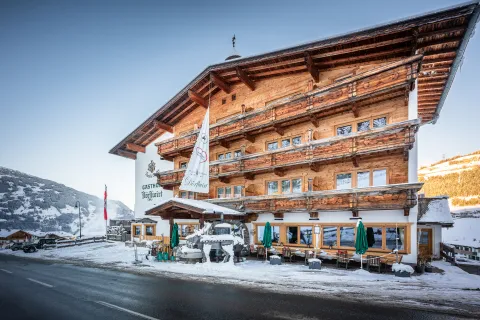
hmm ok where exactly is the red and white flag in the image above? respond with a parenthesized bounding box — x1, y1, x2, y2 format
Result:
(104, 185, 108, 221)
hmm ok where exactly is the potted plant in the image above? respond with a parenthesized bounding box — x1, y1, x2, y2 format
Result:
(416, 251, 429, 274)
(425, 256, 433, 273)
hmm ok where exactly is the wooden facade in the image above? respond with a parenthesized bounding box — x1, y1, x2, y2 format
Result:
(110, 2, 480, 160)
(110, 4, 480, 258)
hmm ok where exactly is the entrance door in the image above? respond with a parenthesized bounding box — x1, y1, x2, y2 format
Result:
(418, 228, 433, 255)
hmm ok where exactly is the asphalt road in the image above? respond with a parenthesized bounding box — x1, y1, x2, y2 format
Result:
(0, 254, 472, 320)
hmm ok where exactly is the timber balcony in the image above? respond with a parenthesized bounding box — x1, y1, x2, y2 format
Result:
(155, 119, 420, 188)
(156, 55, 422, 158)
(207, 183, 423, 218)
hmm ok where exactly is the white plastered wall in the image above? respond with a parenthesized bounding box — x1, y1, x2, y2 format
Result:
(134, 132, 174, 237)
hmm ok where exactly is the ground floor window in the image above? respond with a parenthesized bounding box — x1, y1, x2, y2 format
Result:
(145, 225, 155, 236)
(134, 226, 141, 235)
(386, 227, 405, 250)
(256, 225, 280, 244)
(366, 227, 383, 249)
(339, 226, 355, 247)
(178, 223, 199, 238)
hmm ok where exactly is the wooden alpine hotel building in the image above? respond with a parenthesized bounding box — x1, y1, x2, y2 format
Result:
(110, 2, 480, 264)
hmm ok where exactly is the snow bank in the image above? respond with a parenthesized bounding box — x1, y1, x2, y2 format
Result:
(270, 255, 281, 260)
(392, 263, 414, 274)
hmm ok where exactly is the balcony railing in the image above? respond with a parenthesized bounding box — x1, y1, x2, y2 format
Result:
(156, 55, 421, 157)
(207, 183, 423, 216)
(156, 119, 420, 188)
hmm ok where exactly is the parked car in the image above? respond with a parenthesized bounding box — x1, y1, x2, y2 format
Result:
(23, 238, 56, 253)
(10, 243, 24, 251)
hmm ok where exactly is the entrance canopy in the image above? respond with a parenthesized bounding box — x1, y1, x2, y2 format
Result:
(145, 198, 244, 220)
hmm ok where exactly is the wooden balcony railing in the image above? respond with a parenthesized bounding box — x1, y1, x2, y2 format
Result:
(156, 55, 422, 157)
(156, 119, 420, 188)
(207, 183, 423, 217)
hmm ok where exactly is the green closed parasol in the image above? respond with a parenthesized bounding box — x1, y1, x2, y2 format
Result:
(355, 220, 369, 269)
(262, 222, 272, 261)
(171, 223, 179, 249)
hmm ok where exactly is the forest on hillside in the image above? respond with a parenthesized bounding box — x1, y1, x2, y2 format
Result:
(420, 165, 480, 206)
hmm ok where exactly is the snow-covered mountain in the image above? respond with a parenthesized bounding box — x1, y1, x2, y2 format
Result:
(419, 150, 480, 208)
(0, 166, 133, 236)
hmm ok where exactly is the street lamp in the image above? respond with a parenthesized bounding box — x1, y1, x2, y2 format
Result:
(74, 201, 81, 238)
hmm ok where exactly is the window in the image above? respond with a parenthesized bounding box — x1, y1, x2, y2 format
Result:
(281, 139, 291, 148)
(218, 186, 242, 198)
(300, 226, 313, 245)
(323, 226, 337, 247)
(340, 227, 355, 247)
(180, 162, 187, 169)
(357, 171, 370, 188)
(266, 136, 302, 151)
(222, 98, 226, 105)
(357, 120, 370, 132)
(267, 181, 279, 195)
(287, 226, 298, 244)
(336, 125, 352, 136)
(386, 227, 405, 250)
(145, 226, 154, 236)
(366, 227, 383, 249)
(336, 115, 388, 136)
(373, 169, 387, 186)
(338, 169, 388, 189)
(217, 150, 240, 160)
(292, 179, 302, 193)
(231, 94, 236, 101)
(269, 178, 302, 195)
(373, 117, 387, 128)
(134, 226, 141, 236)
(267, 141, 278, 151)
(257, 225, 280, 244)
(179, 224, 199, 238)
(336, 173, 352, 190)
(233, 186, 243, 197)
(180, 191, 195, 199)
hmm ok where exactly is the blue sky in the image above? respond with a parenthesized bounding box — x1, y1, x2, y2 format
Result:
(0, 0, 478, 209)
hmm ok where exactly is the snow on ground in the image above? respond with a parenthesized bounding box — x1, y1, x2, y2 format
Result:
(1, 242, 479, 315)
(443, 217, 480, 248)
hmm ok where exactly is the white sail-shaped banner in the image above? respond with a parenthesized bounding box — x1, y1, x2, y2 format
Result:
(179, 108, 210, 193)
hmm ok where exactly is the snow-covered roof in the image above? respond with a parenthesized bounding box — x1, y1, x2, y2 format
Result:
(418, 196, 454, 227)
(146, 197, 243, 216)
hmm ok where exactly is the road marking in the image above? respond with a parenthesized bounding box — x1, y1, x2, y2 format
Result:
(0, 269, 13, 274)
(27, 278, 54, 288)
(96, 301, 160, 320)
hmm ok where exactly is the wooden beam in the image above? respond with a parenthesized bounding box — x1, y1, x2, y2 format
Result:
(352, 156, 359, 168)
(211, 72, 231, 94)
(188, 90, 208, 108)
(417, 36, 462, 49)
(125, 143, 146, 153)
(244, 173, 255, 180)
(118, 149, 137, 160)
(351, 104, 359, 118)
(352, 209, 359, 218)
(312, 36, 413, 60)
(154, 121, 173, 133)
(273, 124, 284, 136)
(219, 140, 230, 148)
(417, 26, 465, 39)
(305, 52, 320, 83)
(310, 163, 320, 172)
(273, 168, 286, 177)
(179, 151, 191, 158)
(243, 133, 255, 143)
(236, 67, 255, 91)
(404, 208, 410, 217)
(219, 176, 230, 183)
(310, 115, 320, 128)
